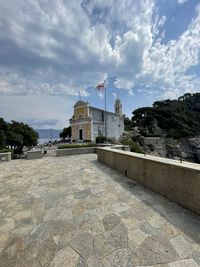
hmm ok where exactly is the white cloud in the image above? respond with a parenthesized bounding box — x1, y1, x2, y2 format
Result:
(140, 3, 200, 98)
(112, 92, 117, 99)
(0, 0, 112, 96)
(177, 0, 188, 5)
(128, 89, 134, 96)
(114, 78, 135, 90)
(0, 0, 156, 98)
(98, 91, 104, 99)
(0, 0, 200, 127)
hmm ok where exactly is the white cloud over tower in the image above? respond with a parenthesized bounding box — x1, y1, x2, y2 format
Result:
(0, 0, 200, 127)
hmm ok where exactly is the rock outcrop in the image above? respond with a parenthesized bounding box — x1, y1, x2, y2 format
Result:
(121, 131, 200, 163)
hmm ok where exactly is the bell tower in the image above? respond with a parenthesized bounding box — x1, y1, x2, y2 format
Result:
(114, 98, 122, 116)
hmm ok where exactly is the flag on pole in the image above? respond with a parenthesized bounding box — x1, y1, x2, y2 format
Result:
(95, 81, 105, 91)
(95, 80, 107, 137)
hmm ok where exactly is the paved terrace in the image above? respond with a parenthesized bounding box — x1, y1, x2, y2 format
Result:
(0, 154, 200, 267)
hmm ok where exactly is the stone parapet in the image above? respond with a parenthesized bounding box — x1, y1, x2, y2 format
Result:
(97, 147, 200, 215)
(0, 152, 11, 162)
(27, 150, 43, 160)
(56, 147, 96, 157)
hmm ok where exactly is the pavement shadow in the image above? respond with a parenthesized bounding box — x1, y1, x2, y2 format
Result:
(90, 158, 200, 246)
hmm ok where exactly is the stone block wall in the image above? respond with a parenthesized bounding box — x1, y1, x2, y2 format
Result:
(56, 147, 96, 157)
(0, 152, 11, 162)
(27, 150, 43, 160)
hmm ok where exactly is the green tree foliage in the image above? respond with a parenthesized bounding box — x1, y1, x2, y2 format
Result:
(0, 118, 8, 148)
(60, 126, 71, 139)
(132, 93, 200, 138)
(0, 118, 38, 153)
(0, 130, 6, 148)
(121, 137, 144, 153)
(96, 136, 106, 143)
(124, 116, 132, 130)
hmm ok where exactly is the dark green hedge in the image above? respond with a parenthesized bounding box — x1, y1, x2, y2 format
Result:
(96, 136, 106, 143)
(0, 148, 13, 153)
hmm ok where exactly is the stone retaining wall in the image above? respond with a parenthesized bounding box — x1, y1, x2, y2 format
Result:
(27, 150, 43, 160)
(97, 147, 200, 215)
(0, 152, 11, 162)
(56, 147, 96, 157)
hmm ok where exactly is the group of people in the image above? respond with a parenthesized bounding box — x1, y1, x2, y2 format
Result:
(65, 136, 72, 143)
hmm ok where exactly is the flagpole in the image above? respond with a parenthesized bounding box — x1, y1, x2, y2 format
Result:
(104, 80, 107, 138)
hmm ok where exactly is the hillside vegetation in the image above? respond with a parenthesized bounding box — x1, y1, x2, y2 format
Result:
(131, 93, 200, 138)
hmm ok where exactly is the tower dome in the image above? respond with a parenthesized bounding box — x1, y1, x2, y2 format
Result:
(74, 100, 88, 108)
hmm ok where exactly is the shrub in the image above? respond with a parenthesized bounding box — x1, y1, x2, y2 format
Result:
(120, 137, 132, 146)
(148, 144, 154, 152)
(0, 148, 13, 153)
(106, 137, 116, 144)
(129, 141, 144, 153)
(96, 136, 106, 143)
(121, 138, 144, 154)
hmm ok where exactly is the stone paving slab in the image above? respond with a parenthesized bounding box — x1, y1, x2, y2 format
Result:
(0, 154, 200, 266)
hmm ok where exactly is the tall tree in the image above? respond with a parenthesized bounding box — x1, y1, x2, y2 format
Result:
(124, 116, 132, 130)
(0, 118, 39, 153)
(132, 93, 200, 138)
(60, 126, 71, 139)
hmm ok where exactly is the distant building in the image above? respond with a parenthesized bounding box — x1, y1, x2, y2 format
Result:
(71, 99, 124, 141)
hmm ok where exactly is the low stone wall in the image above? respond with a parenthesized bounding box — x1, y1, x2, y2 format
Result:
(97, 147, 200, 215)
(27, 150, 43, 160)
(0, 152, 11, 162)
(110, 145, 130, 151)
(56, 147, 96, 157)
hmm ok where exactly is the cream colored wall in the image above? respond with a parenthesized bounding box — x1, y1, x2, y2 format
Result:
(72, 105, 92, 141)
(74, 106, 88, 120)
(83, 124, 91, 140)
(71, 125, 77, 141)
(71, 123, 91, 141)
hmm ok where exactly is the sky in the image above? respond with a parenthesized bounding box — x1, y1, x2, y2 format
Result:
(0, 0, 200, 129)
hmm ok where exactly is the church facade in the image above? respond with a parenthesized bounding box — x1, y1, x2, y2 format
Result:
(71, 99, 124, 142)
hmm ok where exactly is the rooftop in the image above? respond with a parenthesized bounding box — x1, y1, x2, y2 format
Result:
(0, 154, 200, 266)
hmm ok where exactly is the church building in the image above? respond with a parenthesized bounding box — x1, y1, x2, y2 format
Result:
(71, 99, 124, 142)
